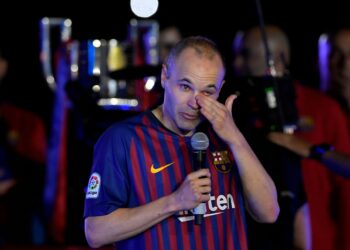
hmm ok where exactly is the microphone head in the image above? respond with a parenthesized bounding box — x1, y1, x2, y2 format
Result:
(191, 132, 209, 151)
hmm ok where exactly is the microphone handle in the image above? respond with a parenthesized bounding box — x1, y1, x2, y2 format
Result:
(193, 150, 206, 225)
(194, 203, 206, 225)
(193, 150, 204, 171)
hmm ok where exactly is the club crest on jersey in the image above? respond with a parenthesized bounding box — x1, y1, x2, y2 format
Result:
(86, 172, 101, 199)
(211, 151, 231, 173)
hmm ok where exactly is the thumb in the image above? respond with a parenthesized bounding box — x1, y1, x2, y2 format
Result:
(225, 94, 237, 114)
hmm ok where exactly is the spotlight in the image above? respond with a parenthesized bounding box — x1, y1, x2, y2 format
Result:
(130, 0, 159, 18)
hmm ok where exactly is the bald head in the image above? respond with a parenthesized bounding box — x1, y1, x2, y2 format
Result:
(233, 26, 290, 76)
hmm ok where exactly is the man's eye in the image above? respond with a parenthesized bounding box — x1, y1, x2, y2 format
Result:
(180, 84, 190, 91)
(203, 91, 214, 96)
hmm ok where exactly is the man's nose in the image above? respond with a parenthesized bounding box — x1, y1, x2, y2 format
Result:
(188, 92, 200, 109)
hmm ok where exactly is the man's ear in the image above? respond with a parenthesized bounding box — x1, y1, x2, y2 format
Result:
(161, 64, 168, 88)
(219, 79, 226, 91)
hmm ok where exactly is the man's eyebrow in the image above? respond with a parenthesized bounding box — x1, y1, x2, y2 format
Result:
(178, 77, 192, 83)
(206, 84, 217, 90)
(177, 78, 218, 90)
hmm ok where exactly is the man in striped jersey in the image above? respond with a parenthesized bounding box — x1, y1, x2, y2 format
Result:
(84, 36, 279, 250)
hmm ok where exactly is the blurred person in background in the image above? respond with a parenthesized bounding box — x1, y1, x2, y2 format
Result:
(232, 25, 350, 250)
(0, 45, 47, 245)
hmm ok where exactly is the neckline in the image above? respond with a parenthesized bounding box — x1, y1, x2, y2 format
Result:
(148, 107, 193, 138)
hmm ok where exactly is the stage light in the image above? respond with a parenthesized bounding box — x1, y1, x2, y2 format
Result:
(130, 0, 159, 18)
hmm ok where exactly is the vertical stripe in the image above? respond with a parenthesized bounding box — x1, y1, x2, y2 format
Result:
(182, 138, 208, 250)
(142, 116, 171, 250)
(134, 125, 167, 250)
(164, 135, 185, 250)
(169, 135, 192, 250)
(199, 221, 209, 250)
(145, 117, 183, 250)
(231, 174, 248, 250)
(209, 130, 249, 250)
(129, 139, 153, 250)
(209, 133, 233, 250)
(179, 137, 197, 250)
(207, 131, 227, 250)
(220, 132, 248, 250)
(194, 137, 216, 250)
(208, 151, 225, 250)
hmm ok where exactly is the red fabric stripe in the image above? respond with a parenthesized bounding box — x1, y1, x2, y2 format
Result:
(226, 148, 248, 250)
(170, 140, 190, 250)
(163, 132, 191, 250)
(130, 138, 146, 204)
(212, 134, 238, 249)
(134, 124, 164, 250)
(145, 118, 179, 250)
(209, 131, 248, 250)
(178, 137, 207, 250)
(130, 138, 152, 250)
(207, 132, 228, 250)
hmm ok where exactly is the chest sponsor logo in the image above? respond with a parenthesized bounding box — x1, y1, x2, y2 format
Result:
(176, 193, 235, 222)
(86, 172, 101, 199)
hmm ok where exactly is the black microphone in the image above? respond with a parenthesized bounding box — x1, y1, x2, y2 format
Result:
(191, 132, 209, 225)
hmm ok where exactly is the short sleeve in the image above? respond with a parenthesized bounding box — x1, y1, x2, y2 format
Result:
(84, 125, 130, 218)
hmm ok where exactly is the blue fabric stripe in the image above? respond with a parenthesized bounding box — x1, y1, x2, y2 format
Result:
(185, 143, 198, 250)
(200, 220, 209, 250)
(158, 131, 186, 250)
(235, 166, 248, 249)
(128, 127, 157, 250)
(141, 124, 170, 250)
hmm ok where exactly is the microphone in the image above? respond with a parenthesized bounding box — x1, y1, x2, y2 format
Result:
(191, 132, 209, 225)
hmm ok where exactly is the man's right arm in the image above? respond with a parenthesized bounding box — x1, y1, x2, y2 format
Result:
(85, 169, 211, 248)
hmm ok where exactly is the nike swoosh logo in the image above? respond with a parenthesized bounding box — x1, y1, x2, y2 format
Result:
(150, 162, 174, 174)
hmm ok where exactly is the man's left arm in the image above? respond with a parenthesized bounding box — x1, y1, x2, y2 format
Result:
(196, 94, 279, 223)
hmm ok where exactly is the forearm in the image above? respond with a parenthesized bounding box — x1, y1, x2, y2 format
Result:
(85, 169, 211, 248)
(268, 132, 350, 179)
(229, 132, 279, 223)
(85, 194, 179, 248)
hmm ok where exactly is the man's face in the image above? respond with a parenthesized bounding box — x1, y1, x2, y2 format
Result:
(330, 30, 350, 86)
(161, 47, 225, 136)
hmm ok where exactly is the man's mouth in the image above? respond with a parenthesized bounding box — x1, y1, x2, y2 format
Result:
(181, 112, 199, 120)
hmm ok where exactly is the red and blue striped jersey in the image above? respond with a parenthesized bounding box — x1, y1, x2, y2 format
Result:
(84, 110, 248, 250)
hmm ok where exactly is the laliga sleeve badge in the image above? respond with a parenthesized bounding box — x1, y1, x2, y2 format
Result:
(86, 172, 101, 199)
(212, 151, 232, 173)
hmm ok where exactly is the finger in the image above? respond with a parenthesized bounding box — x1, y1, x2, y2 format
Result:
(198, 193, 211, 202)
(188, 169, 211, 180)
(199, 186, 211, 194)
(197, 177, 211, 187)
(196, 95, 225, 121)
(196, 95, 218, 111)
(225, 94, 237, 114)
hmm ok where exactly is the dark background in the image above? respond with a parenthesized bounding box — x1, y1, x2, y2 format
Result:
(1, 0, 350, 107)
